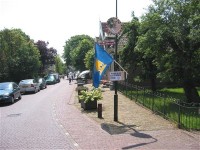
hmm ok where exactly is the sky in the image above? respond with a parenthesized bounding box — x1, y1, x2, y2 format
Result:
(0, 0, 152, 56)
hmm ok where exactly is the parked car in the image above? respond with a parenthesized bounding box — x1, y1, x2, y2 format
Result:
(0, 82, 21, 104)
(49, 73, 60, 83)
(77, 70, 91, 84)
(38, 78, 47, 90)
(45, 75, 56, 85)
(19, 79, 40, 94)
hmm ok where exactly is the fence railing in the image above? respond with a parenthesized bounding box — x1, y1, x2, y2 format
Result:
(118, 81, 200, 131)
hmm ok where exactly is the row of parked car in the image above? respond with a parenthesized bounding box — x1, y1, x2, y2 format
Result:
(0, 73, 61, 104)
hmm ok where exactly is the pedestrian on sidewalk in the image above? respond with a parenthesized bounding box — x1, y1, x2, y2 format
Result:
(68, 72, 72, 84)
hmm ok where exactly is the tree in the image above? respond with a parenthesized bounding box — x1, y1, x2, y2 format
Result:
(35, 40, 57, 74)
(72, 39, 93, 71)
(35, 40, 48, 74)
(55, 56, 65, 74)
(84, 49, 94, 71)
(0, 28, 41, 82)
(120, 13, 143, 83)
(137, 0, 200, 103)
(63, 35, 94, 71)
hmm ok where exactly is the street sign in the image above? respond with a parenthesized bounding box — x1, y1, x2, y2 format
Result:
(110, 71, 125, 81)
(98, 40, 115, 46)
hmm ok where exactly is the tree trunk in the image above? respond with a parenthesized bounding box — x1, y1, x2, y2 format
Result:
(150, 76, 156, 92)
(127, 67, 135, 83)
(149, 59, 157, 92)
(183, 80, 200, 103)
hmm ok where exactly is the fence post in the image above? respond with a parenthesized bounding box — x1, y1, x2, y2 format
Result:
(152, 91, 154, 112)
(143, 87, 145, 106)
(163, 94, 166, 117)
(125, 81, 127, 97)
(136, 85, 138, 102)
(131, 84, 133, 100)
(178, 101, 181, 128)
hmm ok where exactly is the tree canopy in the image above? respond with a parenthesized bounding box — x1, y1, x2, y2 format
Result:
(0, 28, 41, 82)
(63, 35, 94, 71)
(35, 40, 57, 75)
(134, 0, 200, 102)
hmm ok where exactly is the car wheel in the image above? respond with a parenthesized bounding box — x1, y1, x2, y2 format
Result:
(18, 94, 22, 100)
(10, 96, 14, 104)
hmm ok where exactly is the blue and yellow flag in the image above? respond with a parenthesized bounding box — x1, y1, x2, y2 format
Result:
(93, 43, 113, 88)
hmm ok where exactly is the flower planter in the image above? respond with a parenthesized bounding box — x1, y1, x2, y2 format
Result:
(79, 97, 84, 103)
(78, 89, 87, 95)
(78, 87, 102, 110)
(76, 86, 88, 95)
(81, 99, 97, 110)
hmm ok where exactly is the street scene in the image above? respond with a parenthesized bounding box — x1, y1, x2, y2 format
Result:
(0, 79, 199, 149)
(0, 0, 200, 149)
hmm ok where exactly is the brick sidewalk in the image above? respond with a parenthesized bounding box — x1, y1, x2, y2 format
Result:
(55, 81, 200, 149)
(75, 84, 176, 133)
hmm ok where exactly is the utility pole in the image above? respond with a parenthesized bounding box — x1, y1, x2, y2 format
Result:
(114, 0, 118, 122)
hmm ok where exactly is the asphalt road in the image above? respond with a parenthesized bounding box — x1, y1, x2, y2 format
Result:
(0, 79, 77, 149)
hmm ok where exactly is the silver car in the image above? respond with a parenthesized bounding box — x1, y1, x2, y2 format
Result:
(19, 79, 40, 94)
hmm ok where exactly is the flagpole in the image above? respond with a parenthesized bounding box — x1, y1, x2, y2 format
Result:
(114, 0, 118, 122)
(114, 60, 128, 75)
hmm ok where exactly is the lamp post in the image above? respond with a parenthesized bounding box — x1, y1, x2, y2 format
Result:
(114, 0, 118, 122)
(107, 0, 121, 122)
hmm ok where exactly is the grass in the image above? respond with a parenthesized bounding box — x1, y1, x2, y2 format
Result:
(160, 87, 200, 101)
(159, 88, 186, 101)
(119, 85, 200, 130)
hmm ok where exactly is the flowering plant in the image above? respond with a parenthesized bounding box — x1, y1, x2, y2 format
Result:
(76, 86, 88, 95)
(79, 87, 102, 103)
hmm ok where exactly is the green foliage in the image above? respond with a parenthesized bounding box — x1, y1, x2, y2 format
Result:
(76, 86, 89, 95)
(72, 39, 93, 70)
(79, 88, 103, 103)
(133, 0, 200, 102)
(55, 56, 65, 74)
(0, 28, 41, 82)
(84, 49, 94, 70)
(63, 35, 94, 71)
(119, 84, 200, 130)
(137, 0, 200, 83)
(120, 15, 140, 71)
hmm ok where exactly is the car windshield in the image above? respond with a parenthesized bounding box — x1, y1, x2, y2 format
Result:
(20, 79, 33, 84)
(38, 78, 43, 83)
(0, 83, 12, 90)
(47, 76, 54, 80)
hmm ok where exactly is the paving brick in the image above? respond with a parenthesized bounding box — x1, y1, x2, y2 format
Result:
(55, 81, 200, 150)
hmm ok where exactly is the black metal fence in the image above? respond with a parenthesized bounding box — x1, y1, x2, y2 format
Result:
(118, 81, 200, 131)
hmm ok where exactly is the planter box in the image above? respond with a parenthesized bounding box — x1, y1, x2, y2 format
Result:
(79, 97, 84, 103)
(81, 99, 97, 110)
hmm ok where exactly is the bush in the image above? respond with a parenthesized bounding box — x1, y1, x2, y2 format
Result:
(79, 87, 103, 103)
(76, 86, 89, 95)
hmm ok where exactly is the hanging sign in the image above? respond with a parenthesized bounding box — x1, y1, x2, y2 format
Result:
(110, 71, 125, 81)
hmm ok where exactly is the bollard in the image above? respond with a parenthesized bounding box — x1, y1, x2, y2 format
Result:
(98, 103, 102, 118)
